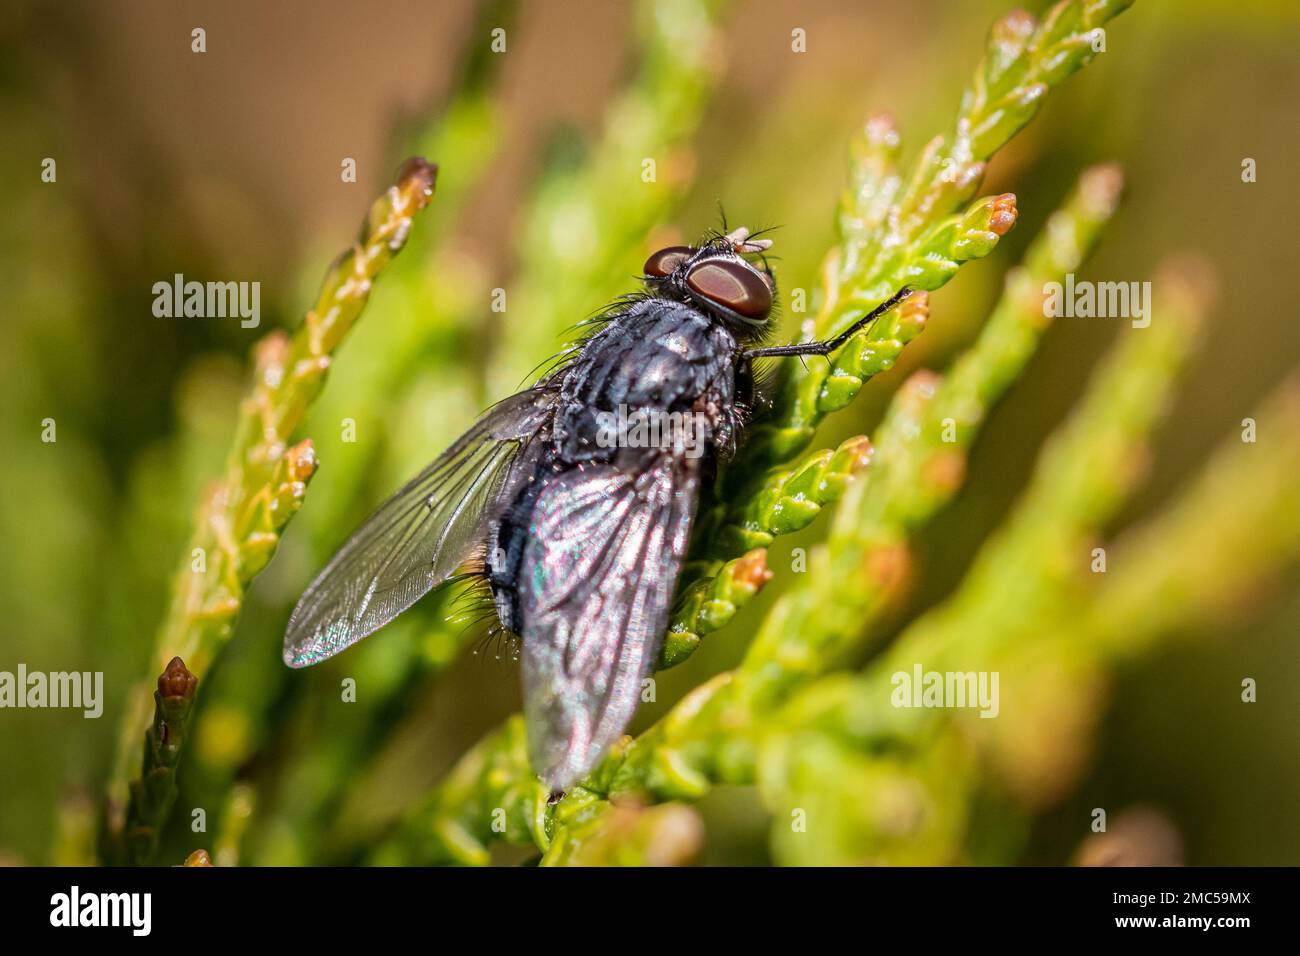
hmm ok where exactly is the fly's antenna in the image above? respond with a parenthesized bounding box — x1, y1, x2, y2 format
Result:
(722, 225, 774, 254)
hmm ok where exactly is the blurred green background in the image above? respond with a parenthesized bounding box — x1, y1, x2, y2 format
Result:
(0, 0, 1297, 865)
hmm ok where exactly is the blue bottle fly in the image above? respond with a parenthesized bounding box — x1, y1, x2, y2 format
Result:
(284, 226, 911, 794)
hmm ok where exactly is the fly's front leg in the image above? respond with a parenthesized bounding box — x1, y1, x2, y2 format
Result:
(732, 353, 773, 418)
(744, 287, 914, 360)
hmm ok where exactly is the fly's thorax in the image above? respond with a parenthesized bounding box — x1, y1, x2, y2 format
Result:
(552, 299, 739, 465)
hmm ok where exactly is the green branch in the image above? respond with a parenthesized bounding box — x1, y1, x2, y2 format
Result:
(762, 259, 1207, 865)
(120, 658, 198, 864)
(749, 0, 1136, 467)
(669, 0, 1137, 669)
(663, 427, 888, 664)
(223, 0, 526, 866)
(760, 269, 1300, 867)
(102, 160, 438, 864)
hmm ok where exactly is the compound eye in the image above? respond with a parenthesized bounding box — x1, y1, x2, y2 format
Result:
(685, 259, 772, 319)
(643, 245, 693, 278)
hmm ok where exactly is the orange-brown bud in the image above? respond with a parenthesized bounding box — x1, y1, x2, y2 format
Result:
(158, 657, 197, 700)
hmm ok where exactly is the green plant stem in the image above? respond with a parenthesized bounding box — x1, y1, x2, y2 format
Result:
(747, 0, 1134, 468)
(226, 1, 525, 866)
(769, 340, 1300, 867)
(761, 259, 1208, 864)
(102, 160, 438, 863)
(669, 0, 1137, 669)
(663, 427, 887, 665)
(120, 657, 198, 864)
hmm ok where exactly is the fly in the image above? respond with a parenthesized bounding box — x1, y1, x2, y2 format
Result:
(284, 225, 912, 794)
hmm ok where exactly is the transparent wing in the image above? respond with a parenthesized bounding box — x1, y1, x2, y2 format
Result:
(284, 387, 556, 668)
(519, 452, 699, 791)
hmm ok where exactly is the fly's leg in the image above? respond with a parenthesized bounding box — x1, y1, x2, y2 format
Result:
(744, 287, 914, 360)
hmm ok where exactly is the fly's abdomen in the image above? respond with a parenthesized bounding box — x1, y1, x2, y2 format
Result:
(516, 455, 699, 791)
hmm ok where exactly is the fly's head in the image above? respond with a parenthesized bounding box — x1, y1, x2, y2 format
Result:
(642, 226, 776, 340)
